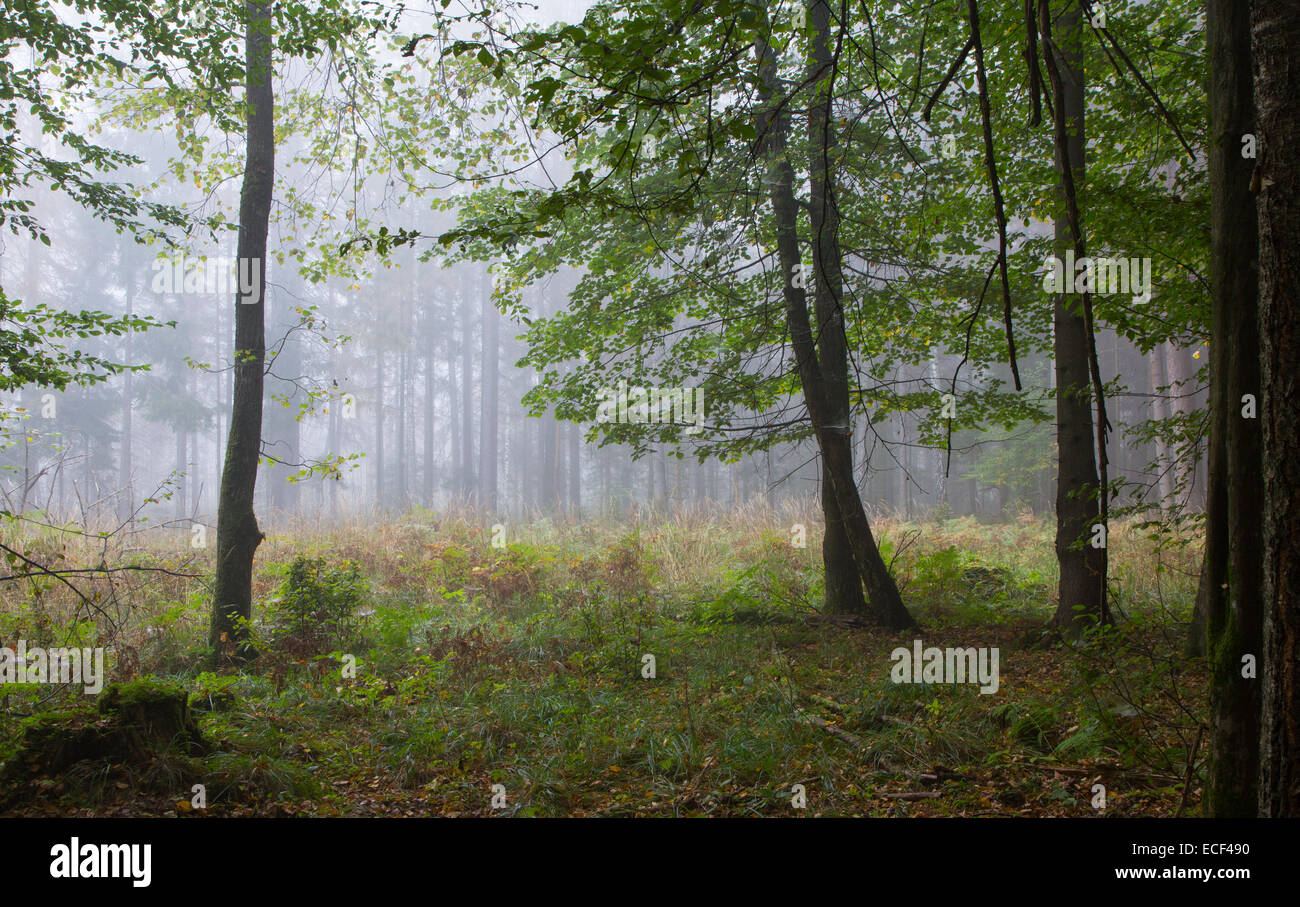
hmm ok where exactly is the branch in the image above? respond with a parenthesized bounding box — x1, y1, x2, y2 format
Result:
(922, 36, 973, 123)
(967, 0, 1022, 391)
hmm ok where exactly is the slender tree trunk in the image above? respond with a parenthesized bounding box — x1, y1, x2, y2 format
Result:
(175, 425, 187, 523)
(397, 346, 408, 508)
(1253, 0, 1300, 818)
(449, 331, 461, 495)
(1149, 346, 1173, 511)
(424, 312, 436, 507)
(568, 420, 580, 519)
(1166, 343, 1198, 497)
(120, 278, 133, 523)
(756, 0, 913, 628)
(480, 275, 499, 512)
(460, 287, 475, 501)
(328, 382, 339, 516)
(374, 347, 385, 510)
(209, 0, 273, 660)
(1043, 0, 1106, 638)
(645, 449, 654, 513)
(191, 423, 201, 517)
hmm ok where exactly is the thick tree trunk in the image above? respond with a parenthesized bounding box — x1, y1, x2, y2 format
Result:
(1186, 554, 1209, 658)
(1253, 0, 1300, 819)
(822, 466, 867, 614)
(1044, 0, 1106, 639)
(1202, 0, 1263, 817)
(209, 0, 273, 661)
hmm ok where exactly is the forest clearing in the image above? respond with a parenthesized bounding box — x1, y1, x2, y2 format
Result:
(0, 0, 1292, 888)
(2, 508, 1203, 818)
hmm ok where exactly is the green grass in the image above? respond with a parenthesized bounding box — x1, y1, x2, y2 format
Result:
(0, 507, 1206, 817)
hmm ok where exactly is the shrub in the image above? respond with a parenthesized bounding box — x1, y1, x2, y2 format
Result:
(267, 556, 369, 655)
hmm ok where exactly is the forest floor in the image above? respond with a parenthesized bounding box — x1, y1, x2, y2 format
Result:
(0, 506, 1206, 817)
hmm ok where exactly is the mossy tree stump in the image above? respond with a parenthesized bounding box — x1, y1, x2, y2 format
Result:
(3, 679, 206, 787)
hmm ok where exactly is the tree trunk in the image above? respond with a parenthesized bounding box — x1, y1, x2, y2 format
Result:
(757, 0, 913, 629)
(175, 424, 188, 524)
(120, 277, 134, 524)
(424, 309, 436, 508)
(480, 273, 499, 513)
(460, 286, 475, 501)
(374, 347, 385, 509)
(265, 293, 301, 517)
(1253, 0, 1300, 819)
(397, 346, 408, 508)
(1044, 0, 1106, 638)
(568, 420, 580, 519)
(209, 0, 273, 661)
(1200, 0, 1264, 817)
(1149, 346, 1173, 511)
(449, 330, 460, 496)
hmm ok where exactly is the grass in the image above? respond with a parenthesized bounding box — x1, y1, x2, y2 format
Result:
(0, 503, 1206, 817)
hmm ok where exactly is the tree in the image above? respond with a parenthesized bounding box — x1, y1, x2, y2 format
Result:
(758, 0, 910, 626)
(209, 0, 274, 660)
(1254, 0, 1300, 819)
(0, 1, 253, 410)
(1041, 0, 1107, 638)
(481, 269, 501, 512)
(1202, 0, 1263, 817)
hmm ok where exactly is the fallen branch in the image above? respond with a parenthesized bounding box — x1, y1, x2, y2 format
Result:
(797, 707, 869, 749)
(881, 791, 943, 801)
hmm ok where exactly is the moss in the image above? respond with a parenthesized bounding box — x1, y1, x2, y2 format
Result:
(97, 678, 187, 712)
(1, 679, 207, 801)
(3, 706, 104, 783)
(189, 689, 237, 713)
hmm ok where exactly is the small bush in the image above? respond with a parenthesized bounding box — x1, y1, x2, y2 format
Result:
(267, 556, 369, 655)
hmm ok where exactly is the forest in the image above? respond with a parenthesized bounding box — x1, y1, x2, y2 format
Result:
(0, 0, 1294, 865)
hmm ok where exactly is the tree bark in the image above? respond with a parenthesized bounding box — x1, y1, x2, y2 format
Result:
(568, 420, 580, 519)
(1199, 0, 1262, 812)
(1043, 0, 1106, 639)
(424, 306, 436, 507)
(1200, 0, 1264, 817)
(1253, 0, 1300, 819)
(460, 284, 475, 500)
(1149, 346, 1173, 511)
(119, 276, 133, 523)
(374, 347, 385, 509)
(480, 271, 499, 513)
(209, 0, 273, 661)
(757, 0, 914, 629)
